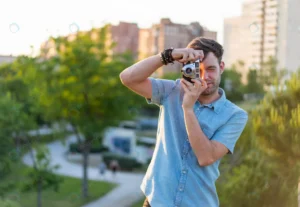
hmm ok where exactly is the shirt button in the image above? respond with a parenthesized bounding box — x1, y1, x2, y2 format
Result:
(179, 188, 183, 191)
(182, 170, 186, 174)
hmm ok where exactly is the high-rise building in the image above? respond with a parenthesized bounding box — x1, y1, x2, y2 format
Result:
(138, 18, 217, 77)
(224, 0, 300, 83)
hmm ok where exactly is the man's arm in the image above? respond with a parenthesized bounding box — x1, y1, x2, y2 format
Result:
(183, 108, 229, 167)
(119, 49, 204, 99)
(119, 55, 163, 99)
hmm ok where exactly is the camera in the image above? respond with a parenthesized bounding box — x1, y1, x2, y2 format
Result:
(181, 59, 201, 83)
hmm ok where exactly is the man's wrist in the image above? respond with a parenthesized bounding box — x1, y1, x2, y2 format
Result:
(182, 106, 194, 113)
(159, 48, 174, 65)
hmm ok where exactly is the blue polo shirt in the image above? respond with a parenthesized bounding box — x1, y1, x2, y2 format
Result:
(140, 78, 248, 207)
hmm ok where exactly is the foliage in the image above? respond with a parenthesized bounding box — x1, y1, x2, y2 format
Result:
(102, 152, 142, 171)
(220, 68, 244, 102)
(217, 70, 300, 207)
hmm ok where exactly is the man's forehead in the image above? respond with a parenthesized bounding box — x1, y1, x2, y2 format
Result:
(200, 54, 219, 66)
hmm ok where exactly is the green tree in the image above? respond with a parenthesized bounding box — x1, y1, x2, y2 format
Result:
(220, 67, 244, 102)
(245, 69, 264, 94)
(258, 56, 287, 88)
(0, 57, 64, 207)
(22, 146, 62, 207)
(217, 69, 300, 207)
(39, 26, 145, 198)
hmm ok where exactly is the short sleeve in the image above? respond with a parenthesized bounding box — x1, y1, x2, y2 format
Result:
(146, 77, 177, 106)
(211, 111, 248, 154)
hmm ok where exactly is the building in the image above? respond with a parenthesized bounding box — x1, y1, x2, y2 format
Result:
(138, 18, 217, 77)
(40, 18, 217, 78)
(40, 22, 139, 59)
(224, 0, 300, 83)
(0, 55, 17, 65)
(109, 22, 139, 58)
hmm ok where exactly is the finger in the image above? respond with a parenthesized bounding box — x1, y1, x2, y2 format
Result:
(182, 53, 189, 63)
(181, 80, 191, 93)
(191, 79, 201, 87)
(188, 53, 195, 61)
(181, 79, 194, 90)
(182, 78, 194, 87)
(191, 79, 202, 91)
(195, 50, 204, 61)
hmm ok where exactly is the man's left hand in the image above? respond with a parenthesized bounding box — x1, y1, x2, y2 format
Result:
(181, 78, 207, 109)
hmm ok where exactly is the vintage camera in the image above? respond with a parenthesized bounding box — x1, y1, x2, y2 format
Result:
(181, 59, 201, 83)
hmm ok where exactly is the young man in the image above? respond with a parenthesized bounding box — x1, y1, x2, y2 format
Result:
(119, 37, 248, 207)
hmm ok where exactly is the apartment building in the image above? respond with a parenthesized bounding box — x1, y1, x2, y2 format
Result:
(109, 22, 139, 58)
(0, 55, 17, 65)
(224, 0, 300, 83)
(40, 22, 139, 59)
(138, 18, 217, 77)
(40, 18, 217, 78)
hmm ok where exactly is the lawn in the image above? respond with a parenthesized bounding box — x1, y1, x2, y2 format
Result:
(1, 162, 117, 207)
(131, 198, 144, 207)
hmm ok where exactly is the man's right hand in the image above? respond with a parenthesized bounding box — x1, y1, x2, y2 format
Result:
(171, 48, 204, 64)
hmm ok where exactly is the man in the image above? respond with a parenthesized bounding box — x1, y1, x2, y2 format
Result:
(119, 37, 248, 207)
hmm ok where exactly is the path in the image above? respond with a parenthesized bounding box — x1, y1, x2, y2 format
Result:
(22, 134, 145, 207)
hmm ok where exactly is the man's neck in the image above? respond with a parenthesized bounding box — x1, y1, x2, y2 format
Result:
(198, 89, 221, 105)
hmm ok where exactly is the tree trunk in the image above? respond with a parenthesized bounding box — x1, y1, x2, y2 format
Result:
(81, 141, 90, 198)
(37, 178, 42, 207)
(72, 123, 82, 144)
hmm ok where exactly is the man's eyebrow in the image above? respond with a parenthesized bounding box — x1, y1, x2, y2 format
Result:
(206, 66, 217, 69)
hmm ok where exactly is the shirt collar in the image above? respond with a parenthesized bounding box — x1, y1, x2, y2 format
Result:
(198, 88, 226, 114)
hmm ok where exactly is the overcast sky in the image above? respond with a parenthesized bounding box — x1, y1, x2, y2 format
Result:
(0, 0, 245, 56)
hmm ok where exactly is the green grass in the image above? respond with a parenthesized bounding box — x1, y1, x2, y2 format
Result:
(1, 162, 117, 207)
(236, 100, 260, 112)
(131, 198, 145, 207)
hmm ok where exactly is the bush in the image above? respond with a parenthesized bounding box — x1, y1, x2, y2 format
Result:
(0, 198, 20, 207)
(102, 153, 142, 171)
(69, 143, 109, 154)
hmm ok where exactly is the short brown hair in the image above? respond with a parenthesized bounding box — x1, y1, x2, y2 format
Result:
(187, 37, 224, 63)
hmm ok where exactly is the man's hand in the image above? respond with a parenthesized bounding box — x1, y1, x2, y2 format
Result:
(172, 48, 204, 63)
(181, 78, 207, 109)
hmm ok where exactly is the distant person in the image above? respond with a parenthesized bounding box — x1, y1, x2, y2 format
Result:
(109, 159, 120, 177)
(99, 162, 107, 178)
(120, 37, 248, 206)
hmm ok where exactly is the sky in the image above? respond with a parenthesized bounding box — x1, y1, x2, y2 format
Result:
(0, 0, 245, 56)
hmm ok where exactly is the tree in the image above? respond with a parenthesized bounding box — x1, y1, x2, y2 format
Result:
(220, 67, 244, 102)
(258, 56, 287, 88)
(0, 57, 63, 207)
(245, 69, 264, 94)
(38, 26, 145, 198)
(22, 146, 62, 207)
(216, 69, 300, 207)
(251, 70, 300, 206)
(0, 93, 23, 178)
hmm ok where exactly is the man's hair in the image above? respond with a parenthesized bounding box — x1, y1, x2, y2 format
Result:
(187, 37, 224, 63)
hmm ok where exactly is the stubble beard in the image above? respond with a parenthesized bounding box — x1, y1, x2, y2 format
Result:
(201, 77, 221, 96)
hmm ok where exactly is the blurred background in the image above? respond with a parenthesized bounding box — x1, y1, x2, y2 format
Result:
(0, 0, 300, 206)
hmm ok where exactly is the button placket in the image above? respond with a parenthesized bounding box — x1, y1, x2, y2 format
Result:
(175, 140, 189, 206)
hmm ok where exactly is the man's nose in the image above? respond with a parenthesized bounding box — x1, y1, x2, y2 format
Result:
(203, 70, 209, 80)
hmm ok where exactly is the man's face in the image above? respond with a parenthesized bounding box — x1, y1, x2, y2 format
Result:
(199, 52, 224, 96)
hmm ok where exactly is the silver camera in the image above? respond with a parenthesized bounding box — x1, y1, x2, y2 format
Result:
(181, 59, 201, 83)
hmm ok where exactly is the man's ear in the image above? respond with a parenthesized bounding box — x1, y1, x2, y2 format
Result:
(220, 61, 225, 74)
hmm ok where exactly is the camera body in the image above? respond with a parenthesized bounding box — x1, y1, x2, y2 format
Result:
(181, 59, 201, 83)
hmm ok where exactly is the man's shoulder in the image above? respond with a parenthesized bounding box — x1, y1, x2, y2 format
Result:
(224, 99, 248, 117)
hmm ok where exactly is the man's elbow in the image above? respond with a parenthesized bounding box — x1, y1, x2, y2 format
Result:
(198, 158, 214, 167)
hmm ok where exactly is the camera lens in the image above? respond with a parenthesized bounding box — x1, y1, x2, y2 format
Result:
(186, 68, 192, 74)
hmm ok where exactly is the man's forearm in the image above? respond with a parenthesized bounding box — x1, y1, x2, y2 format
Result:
(183, 108, 214, 166)
(120, 54, 163, 84)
